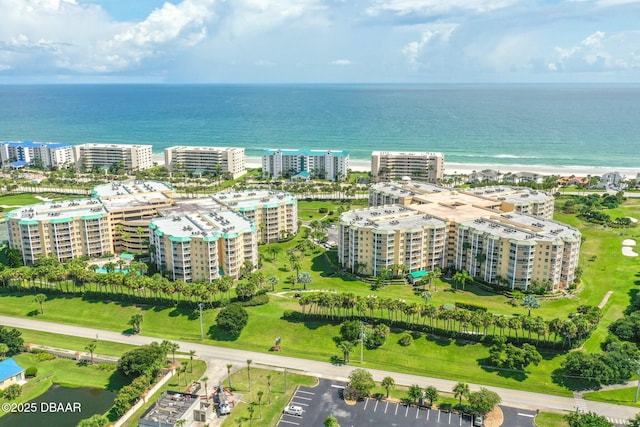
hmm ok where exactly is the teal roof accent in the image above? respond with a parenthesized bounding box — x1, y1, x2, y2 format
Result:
(120, 253, 134, 259)
(149, 223, 157, 229)
(169, 236, 191, 242)
(223, 232, 238, 239)
(155, 230, 164, 237)
(238, 206, 255, 212)
(203, 235, 220, 242)
(81, 214, 103, 220)
(51, 218, 73, 224)
(18, 219, 39, 225)
(264, 203, 281, 208)
(5, 212, 15, 219)
(0, 358, 24, 381)
(408, 271, 428, 279)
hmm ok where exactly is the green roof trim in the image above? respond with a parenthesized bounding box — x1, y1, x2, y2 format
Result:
(408, 271, 428, 279)
(18, 219, 39, 225)
(120, 253, 134, 259)
(203, 235, 220, 242)
(81, 214, 103, 220)
(169, 236, 191, 243)
(51, 218, 73, 224)
(223, 232, 238, 239)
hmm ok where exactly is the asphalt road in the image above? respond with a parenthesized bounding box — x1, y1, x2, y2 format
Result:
(1, 315, 637, 422)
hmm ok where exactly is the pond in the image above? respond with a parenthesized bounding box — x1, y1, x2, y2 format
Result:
(0, 384, 115, 427)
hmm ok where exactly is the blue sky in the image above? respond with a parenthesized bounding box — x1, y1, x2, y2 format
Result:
(0, 0, 639, 83)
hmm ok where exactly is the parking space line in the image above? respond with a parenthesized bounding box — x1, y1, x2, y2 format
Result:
(363, 398, 369, 411)
(449, 411, 452, 424)
(330, 384, 345, 389)
(416, 407, 420, 419)
(384, 401, 389, 413)
(373, 399, 379, 412)
(438, 410, 441, 423)
(294, 396, 313, 401)
(395, 403, 399, 415)
(290, 401, 309, 406)
(297, 390, 315, 395)
(427, 409, 430, 421)
(460, 413, 462, 426)
(279, 419, 301, 425)
(404, 404, 409, 417)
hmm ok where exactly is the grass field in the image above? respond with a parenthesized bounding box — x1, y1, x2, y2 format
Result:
(583, 386, 640, 408)
(16, 328, 137, 357)
(534, 411, 569, 427)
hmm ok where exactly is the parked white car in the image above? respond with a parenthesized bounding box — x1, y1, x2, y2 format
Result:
(283, 405, 304, 416)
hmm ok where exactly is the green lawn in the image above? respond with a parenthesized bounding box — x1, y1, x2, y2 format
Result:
(221, 367, 317, 427)
(535, 411, 569, 427)
(16, 328, 137, 357)
(583, 386, 640, 408)
(0, 353, 128, 417)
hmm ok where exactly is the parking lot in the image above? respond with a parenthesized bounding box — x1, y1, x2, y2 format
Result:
(276, 379, 536, 427)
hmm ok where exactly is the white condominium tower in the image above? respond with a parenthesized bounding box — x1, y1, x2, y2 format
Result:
(262, 149, 350, 181)
(164, 146, 246, 179)
(0, 141, 75, 169)
(75, 143, 153, 172)
(371, 151, 444, 183)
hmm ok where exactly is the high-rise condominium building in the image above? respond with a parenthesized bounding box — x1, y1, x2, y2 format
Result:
(262, 149, 349, 181)
(371, 151, 444, 183)
(164, 146, 246, 179)
(0, 141, 75, 169)
(75, 143, 153, 172)
(338, 183, 579, 291)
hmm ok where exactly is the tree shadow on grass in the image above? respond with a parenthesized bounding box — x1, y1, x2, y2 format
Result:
(330, 355, 345, 366)
(478, 357, 528, 382)
(26, 309, 40, 317)
(280, 310, 338, 330)
(551, 367, 597, 392)
(106, 369, 130, 392)
(207, 325, 240, 342)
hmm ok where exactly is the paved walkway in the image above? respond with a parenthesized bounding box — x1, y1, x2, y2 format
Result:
(1, 315, 638, 421)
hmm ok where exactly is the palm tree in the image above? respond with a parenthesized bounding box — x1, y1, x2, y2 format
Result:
(381, 376, 395, 399)
(128, 313, 143, 333)
(201, 376, 209, 401)
(521, 294, 541, 316)
(188, 350, 196, 373)
(628, 414, 640, 427)
(256, 391, 264, 419)
(453, 382, 470, 407)
(165, 341, 179, 365)
(424, 386, 438, 407)
(85, 340, 97, 364)
(267, 275, 279, 292)
(246, 359, 252, 391)
(407, 384, 422, 405)
(33, 293, 47, 314)
(0, 343, 9, 359)
(429, 267, 442, 291)
(247, 403, 256, 426)
(266, 374, 272, 404)
(452, 270, 471, 291)
(337, 341, 353, 364)
(226, 363, 233, 390)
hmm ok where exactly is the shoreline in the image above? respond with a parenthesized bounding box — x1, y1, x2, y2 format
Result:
(153, 153, 638, 178)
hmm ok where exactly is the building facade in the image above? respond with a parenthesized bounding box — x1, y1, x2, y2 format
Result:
(0, 141, 75, 169)
(164, 146, 246, 179)
(149, 210, 258, 282)
(371, 151, 444, 183)
(212, 190, 298, 243)
(74, 143, 153, 172)
(262, 149, 349, 181)
(339, 183, 579, 290)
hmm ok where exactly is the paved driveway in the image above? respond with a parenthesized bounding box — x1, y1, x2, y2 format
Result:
(277, 379, 541, 427)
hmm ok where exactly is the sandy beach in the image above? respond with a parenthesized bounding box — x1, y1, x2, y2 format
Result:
(154, 153, 638, 178)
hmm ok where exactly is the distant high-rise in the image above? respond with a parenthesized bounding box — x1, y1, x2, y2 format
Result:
(262, 149, 350, 181)
(75, 143, 153, 172)
(371, 151, 444, 183)
(164, 146, 246, 179)
(0, 141, 74, 169)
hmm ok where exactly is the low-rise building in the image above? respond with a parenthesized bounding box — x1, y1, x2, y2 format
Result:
(74, 143, 153, 172)
(0, 358, 25, 390)
(139, 391, 212, 427)
(262, 149, 349, 181)
(371, 151, 444, 183)
(164, 146, 246, 179)
(468, 169, 502, 184)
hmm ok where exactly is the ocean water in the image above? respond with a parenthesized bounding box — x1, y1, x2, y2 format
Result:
(0, 84, 638, 169)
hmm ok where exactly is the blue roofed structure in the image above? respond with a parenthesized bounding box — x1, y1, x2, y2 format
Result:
(0, 141, 75, 169)
(262, 148, 350, 181)
(0, 358, 25, 390)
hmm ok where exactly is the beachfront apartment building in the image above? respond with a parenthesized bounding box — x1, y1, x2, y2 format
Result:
(0, 141, 75, 169)
(371, 151, 444, 183)
(212, 190, 298, 243)
(339, 183, 578, 290)
(149, 210, 258, 281)
(164, 146, 246, 179)
(74, 143, 153, 172)
(262, 149, 349, 181)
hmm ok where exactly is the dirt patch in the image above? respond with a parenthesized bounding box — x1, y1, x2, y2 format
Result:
(484, 405, 504, 427)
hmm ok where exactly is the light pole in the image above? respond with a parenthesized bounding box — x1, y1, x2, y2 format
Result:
(360, 322, 364, 364)
(198, 303, 204, 340)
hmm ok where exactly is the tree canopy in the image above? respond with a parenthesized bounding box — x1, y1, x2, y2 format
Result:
(216, 304, 249, 337)
(117, 342, 166, 379)
(468, 387, 501, 415)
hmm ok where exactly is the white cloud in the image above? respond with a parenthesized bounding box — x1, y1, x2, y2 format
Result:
(330, 59, 351, 65)
(401, 25, 456, 66)
(366, 0, 521, 16)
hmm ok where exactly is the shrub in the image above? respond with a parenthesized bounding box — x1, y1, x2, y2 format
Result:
(399, 332, 413, 346)
(318, 207, 328, 213)
(454, 302, 488, 312)
(240, 293, 269, 307)
(3, 384, 21, 400)
(35, 352, 56, 362)
(96, 363, 116, 371)
(216, 304, 249, 337)
(25, 366, 38, 377)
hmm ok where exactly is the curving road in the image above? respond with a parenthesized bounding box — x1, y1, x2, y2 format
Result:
(0, 315, 637, 421)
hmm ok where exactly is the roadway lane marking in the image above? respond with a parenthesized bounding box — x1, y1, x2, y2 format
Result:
(298, 390, 315, 395)
(384, 401, 389, 413)
(373, 400, 379, 412)
(518, 413, 535, 417)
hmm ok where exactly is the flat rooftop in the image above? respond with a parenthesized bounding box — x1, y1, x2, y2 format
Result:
(93, 180, 174, 199)
(140, 391, 199, 426)
(166, 146, 243, 152)
(372, 151, 444, 157)
(77, 143, 153, 149)
(212, 190, 296, 210)
(7, 198, 108, 223)
(161, 197, 225, 216)
(463, 186, 552, 204)
(263, 148, 349, 157)
(371, 182, 450, 198)
(462, 213, 580, 243)
(151, 210, 253, 240)
(340, 205, 445, 231)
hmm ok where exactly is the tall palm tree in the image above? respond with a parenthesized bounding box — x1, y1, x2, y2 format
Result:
(201, 376, 209, 401)
(266, 374, 272, 404)
(33, 293, 47, 314)
(226, 363, 233, 390)
(256, 391, 264, 419)
(521, 294, 541, 316)
(453, 382, 470, 407)
(381, 376, 395, 399)
(246, 359, 253, 391)
(85, 340, 97, 364)
(188, 350, 196, 373)
(338, 341, 353, 364)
